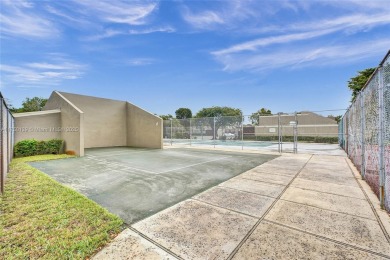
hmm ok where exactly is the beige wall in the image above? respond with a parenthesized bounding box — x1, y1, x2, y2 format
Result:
(127, 102, 163, 149)
(58, 92, 127, 148)
(255, 125, 338, 137)
(14, 110, 61, 143)
(259, 112, 338, 126)
(44, 92, 84, 156)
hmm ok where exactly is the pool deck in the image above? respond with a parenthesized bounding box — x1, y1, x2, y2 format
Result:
(93, 151, 390, 259)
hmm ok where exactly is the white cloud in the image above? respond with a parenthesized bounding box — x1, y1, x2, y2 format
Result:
(129, 26, 175, 35)
(214, 11, 390, 56)
(0, 57, 86, 87)
(126, 58, 155, 66)
(213, 29, 337, 56)
(0, 0, 59, 38)
(182, 9, 225, 29)
(214, 39, 390, 72)
(74, 0, 158, 25)
(288, 13, 390, 34)
(83, 26, 175, 41)
(83, 29, 125, 41)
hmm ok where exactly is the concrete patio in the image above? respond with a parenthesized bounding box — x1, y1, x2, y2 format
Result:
(93, 152, 390, 259)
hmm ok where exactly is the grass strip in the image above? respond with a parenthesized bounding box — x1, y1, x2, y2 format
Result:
(0, 154, 123, 259)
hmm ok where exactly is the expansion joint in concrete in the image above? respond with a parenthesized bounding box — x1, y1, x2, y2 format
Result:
(264, 219, 390, 259)
(190, 198, 259, 219)
(346, 158, 390, 244)
(217, 185, 277, 199)
(129, 227, 185, 260)
(278, 198, 378, 221)
(226, 155, 314, 260)
(289, 186, 368, 201)
(239, 177, 286, 186)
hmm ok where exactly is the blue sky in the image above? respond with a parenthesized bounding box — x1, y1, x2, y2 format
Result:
(1, 0, 389, 116)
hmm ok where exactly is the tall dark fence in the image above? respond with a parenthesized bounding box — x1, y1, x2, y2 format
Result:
(0, 92, 15, 194)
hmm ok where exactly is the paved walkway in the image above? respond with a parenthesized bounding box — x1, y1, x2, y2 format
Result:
(93, 153, 390, 259)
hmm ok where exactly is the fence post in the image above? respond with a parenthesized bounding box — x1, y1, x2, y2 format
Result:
(278, 113, 282, 153)
(213, 117, 216, 148)
(241, 116, 244, 150)
(360, 92, 365, 180)
(189, 118, 192, 146)
(293, 112, 298, 154)
(0, 98, 3, 194)
(378, 67, 385, 209)
(6, 110, 9, 172)
(170, 119, 173, 146)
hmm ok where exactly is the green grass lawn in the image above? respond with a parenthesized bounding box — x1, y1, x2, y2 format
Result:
(0, 155, 124, 259)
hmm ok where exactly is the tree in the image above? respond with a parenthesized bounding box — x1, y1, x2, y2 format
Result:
(335, 115, 342, 124)
(195, 106, 242, 139)
(12, 97, 48, 113)
(250, 108, 272, 125)
(159, 114, 173, 120)
(175, 108, 192, 119)
(348, 68, 375, 101)
(327, 115, 342, 123)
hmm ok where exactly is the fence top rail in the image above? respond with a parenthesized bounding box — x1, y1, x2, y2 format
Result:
(357, 50, 390, 94)
(379, 49, 390, 66)
(0, 92, 15, 118)
(343, 50, 390, 116)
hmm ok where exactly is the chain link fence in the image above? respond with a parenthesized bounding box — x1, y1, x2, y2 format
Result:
(163, 111, 340, 154)
(0, 92, 15, 194)
(339, 50, 390, 210)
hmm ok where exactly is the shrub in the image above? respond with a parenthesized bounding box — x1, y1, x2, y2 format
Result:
(46, 139, 64, 154)
(219, 135, 227, 141)
(173, 132, 190, 139)
(14, 139, 64, 157)
(14, 139, 38, 157)
(243, 135, 338, 144)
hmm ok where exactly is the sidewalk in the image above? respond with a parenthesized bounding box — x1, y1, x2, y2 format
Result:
(93, 153, 390, 259)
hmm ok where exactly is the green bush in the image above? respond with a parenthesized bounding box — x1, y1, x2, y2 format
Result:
(243, 135, 338, 144)
(46, 139, 64, 154)
(219, 135, 227, 141)
(14, 139, 38, 157)
(14, 139, 64, 157)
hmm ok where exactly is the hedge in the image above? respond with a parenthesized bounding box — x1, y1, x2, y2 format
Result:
(14, 139, 64, 157)
(243, 135, 339, 144)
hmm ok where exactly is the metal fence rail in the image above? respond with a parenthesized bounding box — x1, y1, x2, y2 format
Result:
(339, 50, 390, 210)
(0, 92, 15, 194)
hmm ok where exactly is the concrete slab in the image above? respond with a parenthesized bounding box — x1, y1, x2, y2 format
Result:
(291, 178, 366, 200)
(298, 169, 359, 187)
(250, 165, 299, 175)
(266, 200, 390, 255)
(232, 221, 383, 260)
(92, 229, 178, 260)
(281, 187, 376, 220)
(133, 199, 257, 260)
(261, 161, 304, 170)
(347, 158, 390, 241)
(303, 166, 353, 177)
(220, 177, 285, 198)
(304, 162, 351, 172)
(30, 147, 277, 224)
(240, 170, 293, 185)
(249, 167, 296, 177)
(310, 155, 346, 163)
(193, 186, 275, 218)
